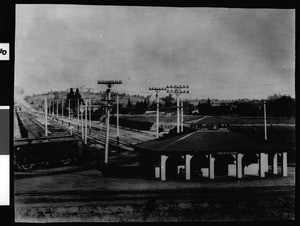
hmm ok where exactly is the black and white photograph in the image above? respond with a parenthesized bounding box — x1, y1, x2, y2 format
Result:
(13, 4, 295, 222)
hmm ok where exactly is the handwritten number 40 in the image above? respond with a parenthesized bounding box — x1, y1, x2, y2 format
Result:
(0, 48, 7, 55)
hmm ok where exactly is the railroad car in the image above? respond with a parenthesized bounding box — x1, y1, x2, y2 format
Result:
(14, 135, 83, 171)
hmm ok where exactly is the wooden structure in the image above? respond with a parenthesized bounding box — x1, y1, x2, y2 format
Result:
(135, 130, 293, 181)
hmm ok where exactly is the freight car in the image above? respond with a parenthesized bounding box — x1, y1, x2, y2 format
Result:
(14, 135, 83, 171)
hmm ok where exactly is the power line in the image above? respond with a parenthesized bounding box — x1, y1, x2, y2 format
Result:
(166, 85, 189, 133)
(149, 87, 166, 138)
(97, 80, 123, 166)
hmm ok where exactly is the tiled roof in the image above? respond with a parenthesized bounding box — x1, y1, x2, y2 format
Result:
(135, 130, 293, 153)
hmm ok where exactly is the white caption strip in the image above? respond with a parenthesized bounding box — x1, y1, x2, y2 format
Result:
(0, 155, 10, 205)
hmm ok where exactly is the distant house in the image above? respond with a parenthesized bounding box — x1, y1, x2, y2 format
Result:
(183, 116, 234, 130)
(135, 130, 292, 181)
(145, 110, 156, 115)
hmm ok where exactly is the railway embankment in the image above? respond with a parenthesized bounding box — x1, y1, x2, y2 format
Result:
(15, 111, 46, 138)
(14, 111, 22, 139)
(15, 111, 28, 138)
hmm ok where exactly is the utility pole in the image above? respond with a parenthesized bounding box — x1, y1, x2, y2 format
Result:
(116, 93, 119, 144)
(52, 101, 54, 116)
(81, 103, 84, 141)
(89, 97, 92, 135)
(166, 85, 189, 133)
(44, 97, 48, 136)
(85, 99, 88, 144)
(181, 98, 184, 132)
(149, 87, 166, 138)
(56, 101, 58, 119)
(61, 99, 64, 124)
(98, 80, 122, 165)
(77, 98, 80, 130)
(68, 99, 71, 126)
(263, 100, 267, 140)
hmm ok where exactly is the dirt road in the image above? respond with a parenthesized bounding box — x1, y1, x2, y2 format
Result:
(14, 164, 295, 222)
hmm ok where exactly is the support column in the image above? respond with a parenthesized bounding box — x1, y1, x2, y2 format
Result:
(185, 154, 192, 181)
(160, 155, 168, 181)
(208, 154, 215, 179)
(272, 153, 278, 175)
(236, 153, 244, 179)
(264, 153, 269, 174)
(282, 152, 287, 177)
(155, 167, 160, 179)
(259, 153, 265, 178)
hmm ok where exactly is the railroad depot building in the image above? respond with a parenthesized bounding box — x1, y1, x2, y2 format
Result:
(183, 116, 234, 130)
(135, 129, 292, 181)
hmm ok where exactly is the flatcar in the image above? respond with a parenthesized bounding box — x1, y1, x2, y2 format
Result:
(14, 135, 83, 171)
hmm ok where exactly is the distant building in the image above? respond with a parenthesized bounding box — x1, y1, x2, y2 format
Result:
(183, 116, 234, 130)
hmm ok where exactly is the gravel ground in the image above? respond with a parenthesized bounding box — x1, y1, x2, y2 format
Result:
(14, 165, 295, 222)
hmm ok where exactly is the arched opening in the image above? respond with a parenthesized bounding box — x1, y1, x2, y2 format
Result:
(242, 153, 259, 176)
(166, 155, 185, 179)
(191, 154, 209, 178)
(242, 153, 259, 167)
(214, 154, 235, 176)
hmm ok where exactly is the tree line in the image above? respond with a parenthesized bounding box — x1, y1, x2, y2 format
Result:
(28, 90, 295, 118)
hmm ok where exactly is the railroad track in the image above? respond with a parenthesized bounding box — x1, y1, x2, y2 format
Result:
(17, 104, 134, 150)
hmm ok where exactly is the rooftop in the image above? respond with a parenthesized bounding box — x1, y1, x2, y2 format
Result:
(135, 130, 293, 154)
(183, 116, 234, 125)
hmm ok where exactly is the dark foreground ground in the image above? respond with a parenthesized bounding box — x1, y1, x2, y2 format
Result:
(14, 163, 295, 222)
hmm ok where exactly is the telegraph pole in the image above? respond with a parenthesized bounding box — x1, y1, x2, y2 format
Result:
(116, 93, 120, 144)
(56, 101, 58, 119)
(263, 100, 267, 140)
(61, 99, 64, 124)
(68, 99, 71, 126)
(44, 97, 48, 136)
(77, 98, 80, 130)
(98, 80, 122, 165)
(52, 101, 54, 116)
(85, 99, 88, 144)
(166, 85, 189, 133)
(89, 97, 92, 135)
(81, 103, 84, 141)
(149, 87, 166, 138)
(181, 98, 184, 132)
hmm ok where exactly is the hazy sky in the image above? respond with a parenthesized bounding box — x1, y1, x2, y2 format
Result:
(15, 5, 295, 99)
